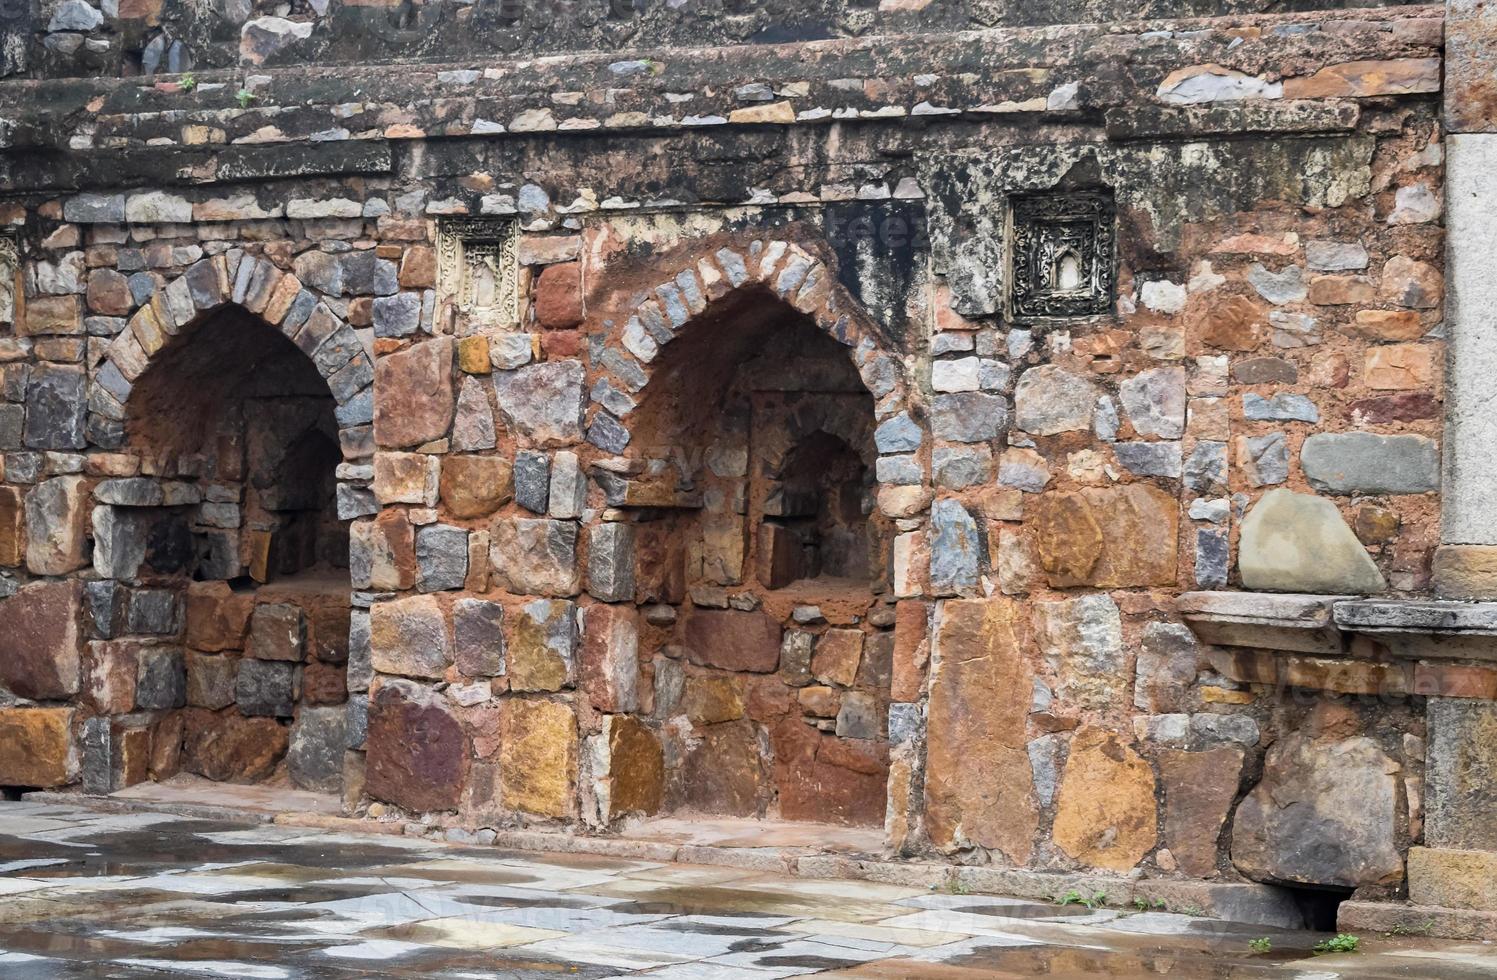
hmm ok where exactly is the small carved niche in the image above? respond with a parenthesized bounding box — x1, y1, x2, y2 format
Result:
(436, 218, 520, 329)
(1008, 190, 1116, 321)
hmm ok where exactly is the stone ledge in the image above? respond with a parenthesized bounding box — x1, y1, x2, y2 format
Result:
(1338, 899, 1497, 942)
(1335, 599, 1497, 635)
(23, 789, 276, 825)
(1177, 591, 1348, 655)
(1180, 592, 1497, 667)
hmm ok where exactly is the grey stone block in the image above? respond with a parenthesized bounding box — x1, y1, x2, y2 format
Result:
(888, 702, 922, 745)
(453, 598, 505, 677)
(288, 706, 347, 794)
(931, 392, 1008, 443)
(514, 450, 550, 514)
(929, 498, 979, 596)
(346, 694, 369, 750)
(127, 589, 181, 635)
(587, 522, 636, 603)
(186, 652, 238, 710)
(23, 364, 86, 451)
(236, 658, 297, 717)
(1301, 432, 1439, 495)
(1114, 441, 1183, 478)
(416, 523, 468, 592)
(347, 609, 372, 693)
(82, 716, 113, 795)
(84, 580, 124, 640)
(135, 646, 186, 710)
(835, 692, 878, 739)
(1195, 528, 1230, 589)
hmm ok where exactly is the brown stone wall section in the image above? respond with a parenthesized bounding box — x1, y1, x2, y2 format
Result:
(925, 598, 1037, 864)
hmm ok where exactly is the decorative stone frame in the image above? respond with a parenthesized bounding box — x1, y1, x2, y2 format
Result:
(1007, 190, 1117, 322)
(437, 217, 521, 330)
(0, 233, 17, 325)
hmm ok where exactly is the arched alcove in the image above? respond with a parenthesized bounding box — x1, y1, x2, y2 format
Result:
(103, 303, 352, 796)
(759, 429, 875, 588)
(617, 285, 894, 827)
(125, 306, 347, 581)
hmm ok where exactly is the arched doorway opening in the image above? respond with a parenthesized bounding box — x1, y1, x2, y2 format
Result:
(100, 304, 351, 797)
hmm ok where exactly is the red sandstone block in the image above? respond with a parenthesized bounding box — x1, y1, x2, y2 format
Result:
(534, 262, 583, 329)
(579, 604, 640, 713)
(1414, 662, 1497, 700)
(890, 600, 929, 702)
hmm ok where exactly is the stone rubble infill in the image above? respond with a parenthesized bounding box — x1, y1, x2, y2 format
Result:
(25, 789, 1307, 930)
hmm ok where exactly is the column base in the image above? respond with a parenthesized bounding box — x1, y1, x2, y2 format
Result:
(1339, 899, 1497, 942)
(1433, 545, 1497, 600)
(1342, 844, 1497, 940)
(1409, 845, 1497, 912)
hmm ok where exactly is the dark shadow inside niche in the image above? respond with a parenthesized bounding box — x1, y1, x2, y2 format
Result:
(125, 306, 347, 583)
(628, 286, 807, 451)
(758, 429, 874, 588)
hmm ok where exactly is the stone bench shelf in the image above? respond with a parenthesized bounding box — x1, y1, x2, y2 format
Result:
(1176, 591, 1351, 656)
(1180, 592, 1497, 698)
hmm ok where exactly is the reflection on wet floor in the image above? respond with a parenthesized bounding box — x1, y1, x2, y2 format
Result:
(0, 800, 1493, 979)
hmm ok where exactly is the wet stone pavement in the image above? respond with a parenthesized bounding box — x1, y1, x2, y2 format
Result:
(0, 802, 1494, 979)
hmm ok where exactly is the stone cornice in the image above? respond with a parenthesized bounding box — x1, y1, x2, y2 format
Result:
(0, 6, 1441, 166)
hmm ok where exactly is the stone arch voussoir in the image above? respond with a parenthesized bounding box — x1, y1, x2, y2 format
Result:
(588, 237, 913, 457)
(87, 252, 374, 459)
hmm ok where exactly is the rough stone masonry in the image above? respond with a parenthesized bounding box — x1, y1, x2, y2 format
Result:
(0, 0, 1495, 941)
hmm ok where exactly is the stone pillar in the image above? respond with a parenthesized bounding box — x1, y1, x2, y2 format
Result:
(1437, 2, 1497, 599)
(1407, 698, 1497, 912)
(1409, 9, 1497, 918)
(1434, 134, 1497, 599)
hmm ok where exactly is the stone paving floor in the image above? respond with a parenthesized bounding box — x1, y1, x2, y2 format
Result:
(1, 801, 1495, 978)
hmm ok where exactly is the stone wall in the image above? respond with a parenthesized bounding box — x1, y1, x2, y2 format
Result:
(0, 0, 1478, 912)
(5, 0, 1421, 82)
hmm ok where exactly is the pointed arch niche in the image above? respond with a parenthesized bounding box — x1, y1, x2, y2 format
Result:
(594, 265, 902, 828)
(86, 255, 368, 797)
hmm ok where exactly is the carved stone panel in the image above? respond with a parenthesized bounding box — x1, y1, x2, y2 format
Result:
(0, 236, 16, 328)
(437, 218, 520, 330)
(1009, 192, 1116, 322)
